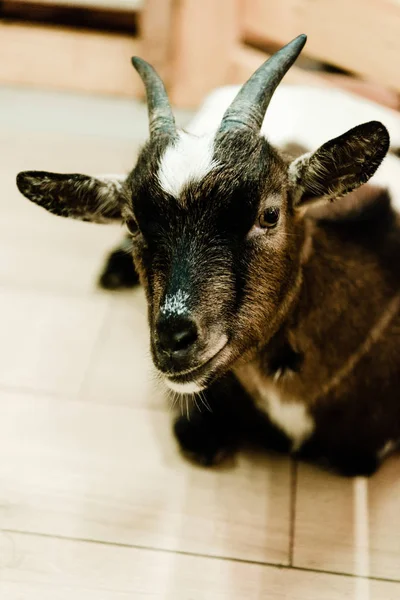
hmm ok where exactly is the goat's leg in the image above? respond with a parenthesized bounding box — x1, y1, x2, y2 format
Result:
(298, 434, 380, 477)
(173, 373, 291, 466)
(98, 235, 139, 290)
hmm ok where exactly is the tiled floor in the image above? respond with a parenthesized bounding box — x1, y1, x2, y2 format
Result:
(0, 86, 400, 599)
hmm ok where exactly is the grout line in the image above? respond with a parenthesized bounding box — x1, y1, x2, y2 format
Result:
(289, 458, 298, 566)
(0, 280, 118, 300)
(2, 528, 399, 585)
(0, 380, 170, 414)
(0, 382, 76, 400)
(354, 478, 371, 600)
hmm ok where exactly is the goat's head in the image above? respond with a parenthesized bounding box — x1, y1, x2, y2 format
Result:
(16, 35, 390, 393)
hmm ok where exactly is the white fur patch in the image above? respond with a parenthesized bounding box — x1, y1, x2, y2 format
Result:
(160, 290, 189, 316)
(165, 379, 203, 394)
(189, 84, 400, 149)
(158, 131, 217, 198)
(265, 387, 315, 451)
(235, 363, 315, 450)
(188, 84, 400, 206)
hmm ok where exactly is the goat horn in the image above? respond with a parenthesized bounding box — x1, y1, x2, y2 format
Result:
(131, 57, 176, 138)
(219, 34, 307, 133)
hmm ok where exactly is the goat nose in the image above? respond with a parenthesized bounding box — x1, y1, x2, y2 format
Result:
(157, 316, 199, 355)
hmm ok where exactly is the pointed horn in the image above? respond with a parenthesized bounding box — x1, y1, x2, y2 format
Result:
(219, 34, 307, 133)
(131, 57, 176, 138)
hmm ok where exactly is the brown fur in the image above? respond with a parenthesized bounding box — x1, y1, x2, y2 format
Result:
(238, 184, 400, 473)
(15, 82, 397, 476)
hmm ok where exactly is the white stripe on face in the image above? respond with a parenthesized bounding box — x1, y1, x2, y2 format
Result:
(157, 131, 218, 198)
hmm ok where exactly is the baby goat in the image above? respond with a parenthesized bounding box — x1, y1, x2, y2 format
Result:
(16, 35, 400, 476)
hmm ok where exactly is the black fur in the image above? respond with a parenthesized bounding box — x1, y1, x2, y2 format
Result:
(174, 374, 291, 466)
(99, 237, 139, 290)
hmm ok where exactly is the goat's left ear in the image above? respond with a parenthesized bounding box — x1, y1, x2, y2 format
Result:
(288, 121, 390, 207)
(16, 171, 126, 223)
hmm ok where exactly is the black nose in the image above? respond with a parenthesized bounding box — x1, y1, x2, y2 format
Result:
(157, 315, 199, 355)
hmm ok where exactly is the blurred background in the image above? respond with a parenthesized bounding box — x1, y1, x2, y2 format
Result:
(1, 0, 400, 109)
(1, 2, 400, 599)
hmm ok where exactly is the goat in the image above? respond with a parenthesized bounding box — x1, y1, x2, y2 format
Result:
(16, 35, 400, 476)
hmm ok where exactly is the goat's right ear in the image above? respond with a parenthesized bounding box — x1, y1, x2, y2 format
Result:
(16, 171, 126, 223)
(288, 121, 390, 208)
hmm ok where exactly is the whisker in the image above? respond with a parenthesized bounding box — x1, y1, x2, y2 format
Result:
(185, 395, 190, 421)
(165, 388, 177, 412)
(172, 391, 179, 411)
(199, 390, 212, 412)
(192, 393, 202, 414)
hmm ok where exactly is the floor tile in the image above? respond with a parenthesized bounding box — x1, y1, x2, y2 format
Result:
(0, 391, 292, 565)
(0, 214, 123, 295)
(1, 530, 399, 600)
(80, 291, 166, 409)
(293, 458, 400, 581)
(0, 289, 108, 395)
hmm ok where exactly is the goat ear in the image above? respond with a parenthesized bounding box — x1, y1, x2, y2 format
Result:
(288, 121, 390, 207)
(16, 171, 126, 223)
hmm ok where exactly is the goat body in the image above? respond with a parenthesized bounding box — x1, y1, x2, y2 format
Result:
(16, 36, 400, 475)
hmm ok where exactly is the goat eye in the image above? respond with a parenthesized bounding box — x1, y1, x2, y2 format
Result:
(259, 207, 280, 228)
(126, 217, 139, 236)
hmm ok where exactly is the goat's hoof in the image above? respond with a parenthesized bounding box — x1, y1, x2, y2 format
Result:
(173, 414, 234, 467)
(98, 249, 139, 290)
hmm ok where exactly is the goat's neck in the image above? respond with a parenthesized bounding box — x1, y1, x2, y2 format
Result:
(256, 218, 313, 357)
